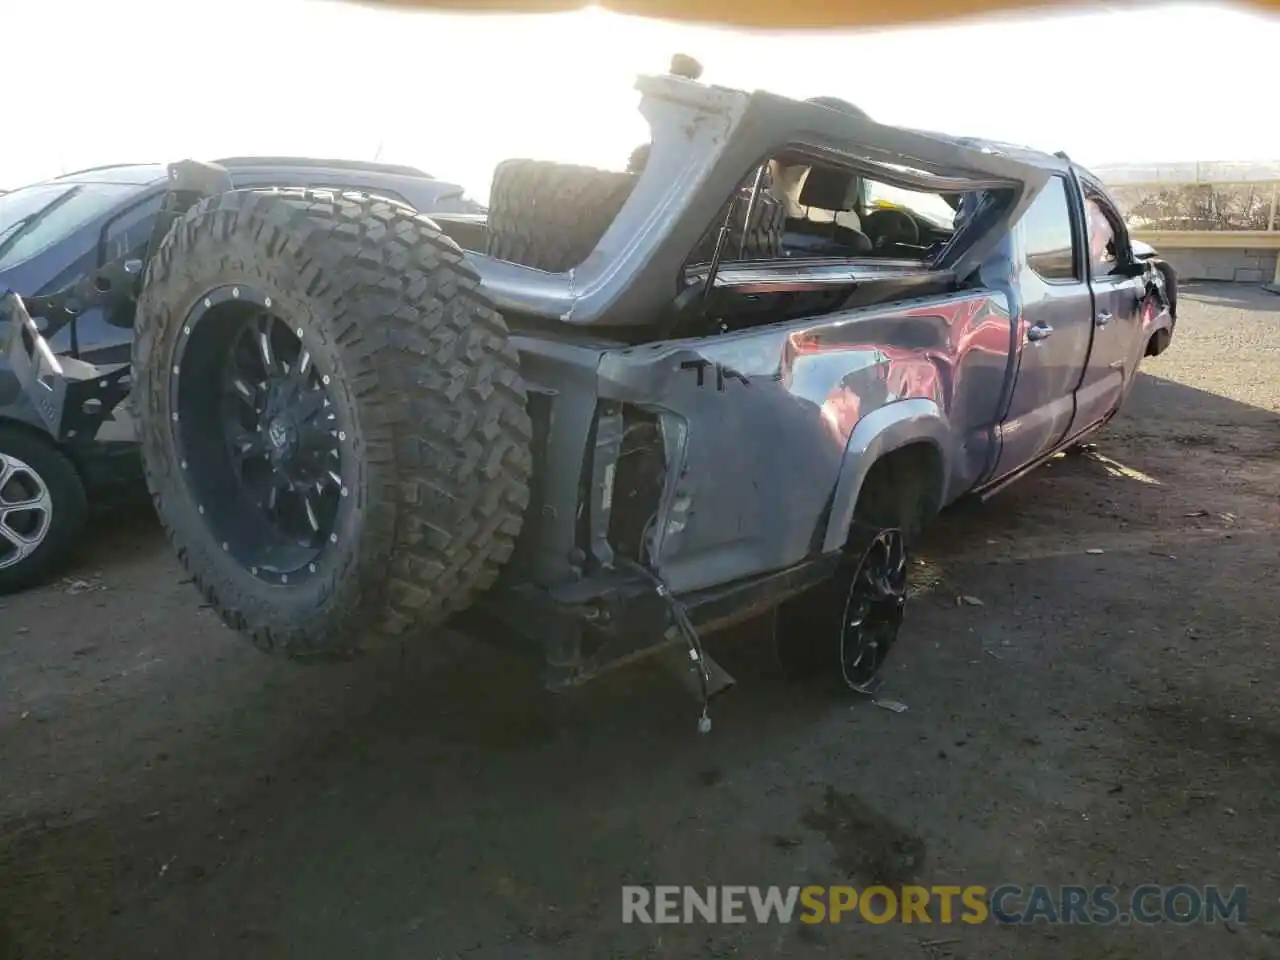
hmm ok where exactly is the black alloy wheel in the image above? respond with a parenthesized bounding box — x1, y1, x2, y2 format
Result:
(170, 285, 345, 587)
(773, 525, 908, 694)
(837, 527, 908, 692)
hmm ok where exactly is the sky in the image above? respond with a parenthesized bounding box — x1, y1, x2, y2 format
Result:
(5, 0, 1276, 199)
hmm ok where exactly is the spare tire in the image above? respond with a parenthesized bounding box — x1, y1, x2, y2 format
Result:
(486, 159, 637, 273)
(690, 169, 786, 263)
(134, 188, 533, 658)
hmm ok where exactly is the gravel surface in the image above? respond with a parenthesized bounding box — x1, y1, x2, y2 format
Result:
(2, 282, 1278, 959)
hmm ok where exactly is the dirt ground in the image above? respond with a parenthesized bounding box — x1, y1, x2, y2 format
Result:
(3, 282, 1280, 960)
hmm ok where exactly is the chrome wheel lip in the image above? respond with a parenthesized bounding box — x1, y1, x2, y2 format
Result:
(838, 527, 908, 692)
(0, 451, 54, 571)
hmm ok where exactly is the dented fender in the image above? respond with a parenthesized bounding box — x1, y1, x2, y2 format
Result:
(821, 398, 951, 553)
(510, 287, 1015, 597)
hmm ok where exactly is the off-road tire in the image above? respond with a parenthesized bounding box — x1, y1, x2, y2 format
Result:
(0, 426, 88, 594)
(487, 156, 785, 273)
(134, 188, 533, 658)
(486, 159, 637, 273)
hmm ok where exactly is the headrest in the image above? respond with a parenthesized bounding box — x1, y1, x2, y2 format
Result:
(799, 166, 858, 212)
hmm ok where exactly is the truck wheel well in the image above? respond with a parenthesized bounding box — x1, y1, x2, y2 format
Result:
(1145, 328, 1171, 357)
(853, 442, 943, 541)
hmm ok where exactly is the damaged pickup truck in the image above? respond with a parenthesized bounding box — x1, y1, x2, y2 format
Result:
(3, 64, 1175, 724)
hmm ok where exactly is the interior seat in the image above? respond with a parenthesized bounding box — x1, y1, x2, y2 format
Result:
(782, 166, 873, 256)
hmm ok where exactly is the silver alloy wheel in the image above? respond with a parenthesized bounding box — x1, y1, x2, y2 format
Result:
(0, 451, 54, 571)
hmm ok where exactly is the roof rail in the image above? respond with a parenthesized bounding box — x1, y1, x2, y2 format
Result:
(213, 156, 433, 179)
(55, 162, 153, 179)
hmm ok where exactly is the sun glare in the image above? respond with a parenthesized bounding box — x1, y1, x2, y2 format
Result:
(3, 1, 1278, 198)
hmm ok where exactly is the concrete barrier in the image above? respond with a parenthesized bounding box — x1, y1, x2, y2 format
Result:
(1130, 230, 1280, 286)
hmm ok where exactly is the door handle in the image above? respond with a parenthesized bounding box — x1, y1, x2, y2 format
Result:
(1095, 310, 1113, 326)
(1027, 323, 1054, 342)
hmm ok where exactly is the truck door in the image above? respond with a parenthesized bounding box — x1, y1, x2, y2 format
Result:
(1069, 185, 1148, 433)
(989, 173, 1094, 480)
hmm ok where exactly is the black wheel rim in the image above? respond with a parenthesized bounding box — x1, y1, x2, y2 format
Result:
(170, 285, 346, 585)
(838, 528, 907, 692)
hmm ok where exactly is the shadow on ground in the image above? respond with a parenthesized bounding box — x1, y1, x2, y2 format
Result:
(1179, 280, 1280, 313)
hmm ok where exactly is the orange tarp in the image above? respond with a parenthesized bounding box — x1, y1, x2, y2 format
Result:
(346, 0, 1270, 29)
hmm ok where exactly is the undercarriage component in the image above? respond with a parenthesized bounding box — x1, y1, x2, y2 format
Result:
(133, 188, 533, 657)
(655, 641, 736, 703)
(2, 292, 133, 442)
(16, 257, 144, 345)
(478, 554, 838, 693)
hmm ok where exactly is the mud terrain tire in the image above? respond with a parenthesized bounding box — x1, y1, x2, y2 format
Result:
(134, 188, 533, 658)
(486, 159, 637, 273)
(488, 156, 784, 271)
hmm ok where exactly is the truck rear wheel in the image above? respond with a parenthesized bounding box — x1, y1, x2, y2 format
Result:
(773, 522, 908, 693)
(134, 188, 533, 658)
(772, 451, 932, 692)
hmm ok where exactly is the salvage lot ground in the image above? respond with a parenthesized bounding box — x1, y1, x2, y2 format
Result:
(3, 282, 1280, 959)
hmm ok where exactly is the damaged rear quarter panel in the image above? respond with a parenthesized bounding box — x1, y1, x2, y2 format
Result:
(596, 288, 1017, 595)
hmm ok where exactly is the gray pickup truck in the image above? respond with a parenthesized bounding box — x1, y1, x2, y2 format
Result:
(4, 62, 1174, 722)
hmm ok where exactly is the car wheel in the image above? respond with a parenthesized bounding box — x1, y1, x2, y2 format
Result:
(771, 452, 930, 693)
(772, 522, 908, 694)
(0, 426, 88, 594)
